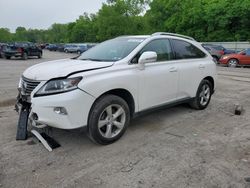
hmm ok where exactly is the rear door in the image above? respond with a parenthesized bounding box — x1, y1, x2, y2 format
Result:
(171, 39, 207, 99)
(138, 39, 179, 110)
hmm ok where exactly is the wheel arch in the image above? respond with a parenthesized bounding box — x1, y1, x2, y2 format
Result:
(203, 76, 214, 92)
(90, 88, 135, 118)
(227, 58, 239, 64)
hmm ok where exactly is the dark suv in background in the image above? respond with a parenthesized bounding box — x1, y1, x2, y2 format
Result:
(2, 42, 42, 60)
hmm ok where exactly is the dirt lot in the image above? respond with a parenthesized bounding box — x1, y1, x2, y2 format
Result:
(0, 51, 250, 188)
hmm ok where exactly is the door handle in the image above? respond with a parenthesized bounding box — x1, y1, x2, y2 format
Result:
(169, 67, 178, 72)
(199, 64, 205, 69)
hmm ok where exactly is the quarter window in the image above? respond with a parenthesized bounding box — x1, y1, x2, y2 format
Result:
(172, 39, 206, 59)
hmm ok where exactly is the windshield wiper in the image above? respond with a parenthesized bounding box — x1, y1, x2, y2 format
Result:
(80, 58, 104, 62)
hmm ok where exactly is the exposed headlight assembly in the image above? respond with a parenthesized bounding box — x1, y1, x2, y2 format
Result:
(35, 77, 82, 96)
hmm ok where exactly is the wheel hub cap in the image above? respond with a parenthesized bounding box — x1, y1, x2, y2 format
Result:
(98, 104, 126, 139)
(199, 84, 210, 106)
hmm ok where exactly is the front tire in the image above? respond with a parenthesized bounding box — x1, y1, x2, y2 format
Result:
(88, 95, 130, 145)
(190, 80, 212, 110)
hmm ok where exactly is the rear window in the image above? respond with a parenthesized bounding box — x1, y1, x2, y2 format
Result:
(172, 39, 206, 59)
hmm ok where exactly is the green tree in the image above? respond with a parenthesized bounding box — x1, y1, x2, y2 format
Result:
(0, 28, 12, 42)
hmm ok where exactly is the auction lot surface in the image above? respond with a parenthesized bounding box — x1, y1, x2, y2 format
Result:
(0, 51, 250, 188)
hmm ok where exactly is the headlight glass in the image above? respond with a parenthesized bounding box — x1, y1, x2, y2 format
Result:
(36, 77, 82, 96)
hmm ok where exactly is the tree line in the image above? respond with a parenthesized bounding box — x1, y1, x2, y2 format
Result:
(0, 0, 249, 43)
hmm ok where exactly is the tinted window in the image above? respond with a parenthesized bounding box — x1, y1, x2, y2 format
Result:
(141, 39, 173, 62)
(172, 39, 206, 59)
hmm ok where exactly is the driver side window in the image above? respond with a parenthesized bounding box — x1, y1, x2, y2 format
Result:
(131, 39, 174, 64)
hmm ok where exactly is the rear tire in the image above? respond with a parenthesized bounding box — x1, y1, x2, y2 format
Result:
(88, 95, 130, 145)
(189, 80, 212, 110)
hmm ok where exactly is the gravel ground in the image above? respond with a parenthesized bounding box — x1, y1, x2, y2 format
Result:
(0, 51, 250, 188)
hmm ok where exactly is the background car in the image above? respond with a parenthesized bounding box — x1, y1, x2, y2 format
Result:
(2, 42, 42, 60)
(46, 44, 58, 51)
(64, 44, 78, 53)
(57, 44, 65, 52)
(219, 48, 250, 67)
(76, 43, 97, 54)
(202, 44, 237, 62)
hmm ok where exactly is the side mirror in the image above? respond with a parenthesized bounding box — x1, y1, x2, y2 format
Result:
(138, 51, 157, 70)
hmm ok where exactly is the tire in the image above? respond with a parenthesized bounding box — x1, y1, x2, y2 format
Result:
(65, 49, 68, 53)
(88, 95, 130, 145)
(22, 52, 28, 60)
(77, 50, 81, 55)
(228, 58, 238, 68)
(37, 52, 42, 59)
(189, 79, 212, 110)
(5, 55, 11, 59)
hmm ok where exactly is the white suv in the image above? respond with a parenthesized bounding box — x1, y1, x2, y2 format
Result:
(17, 32, 217, 145)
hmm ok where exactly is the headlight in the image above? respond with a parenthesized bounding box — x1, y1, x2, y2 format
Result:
(222, 56, 228, 59)
(35, 77, 82, 96)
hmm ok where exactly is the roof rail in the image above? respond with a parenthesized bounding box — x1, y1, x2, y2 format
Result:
(152, 32, 196, 41)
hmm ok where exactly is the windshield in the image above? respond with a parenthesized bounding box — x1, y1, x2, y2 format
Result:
(78, 37, 145, 62)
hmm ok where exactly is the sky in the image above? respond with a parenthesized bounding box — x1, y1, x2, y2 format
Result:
(0, 0, 106, 32)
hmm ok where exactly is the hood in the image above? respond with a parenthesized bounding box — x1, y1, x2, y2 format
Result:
(23, 59, 114, 80)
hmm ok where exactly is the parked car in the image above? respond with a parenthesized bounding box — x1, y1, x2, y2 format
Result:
(202, 45, 223, 62)
(64, 44, 78, 53)
(17, 32, 216, 145)
(2, 42, 42, 60)
(76, 43, 97, 54)
(46, 44, 58, 51)
(57, 44, 65, 52)
(219, 48, 250, 67)
(202, 44, 237, 62)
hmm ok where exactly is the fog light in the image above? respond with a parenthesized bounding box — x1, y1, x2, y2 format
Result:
(54, 107, 68, 115)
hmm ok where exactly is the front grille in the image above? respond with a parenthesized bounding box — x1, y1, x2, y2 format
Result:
(21, 76, 41, 95)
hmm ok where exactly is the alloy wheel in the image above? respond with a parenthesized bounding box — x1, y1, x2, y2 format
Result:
(199, 84, 211, 106)
(98, 104, 126, 139)
(228, 59, 238, 67)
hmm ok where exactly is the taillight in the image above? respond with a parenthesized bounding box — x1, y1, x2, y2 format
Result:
(219, 50, 224, 55)
(17, 48, 23, 53)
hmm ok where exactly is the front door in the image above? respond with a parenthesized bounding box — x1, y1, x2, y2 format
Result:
(138, 39, 179, 110)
